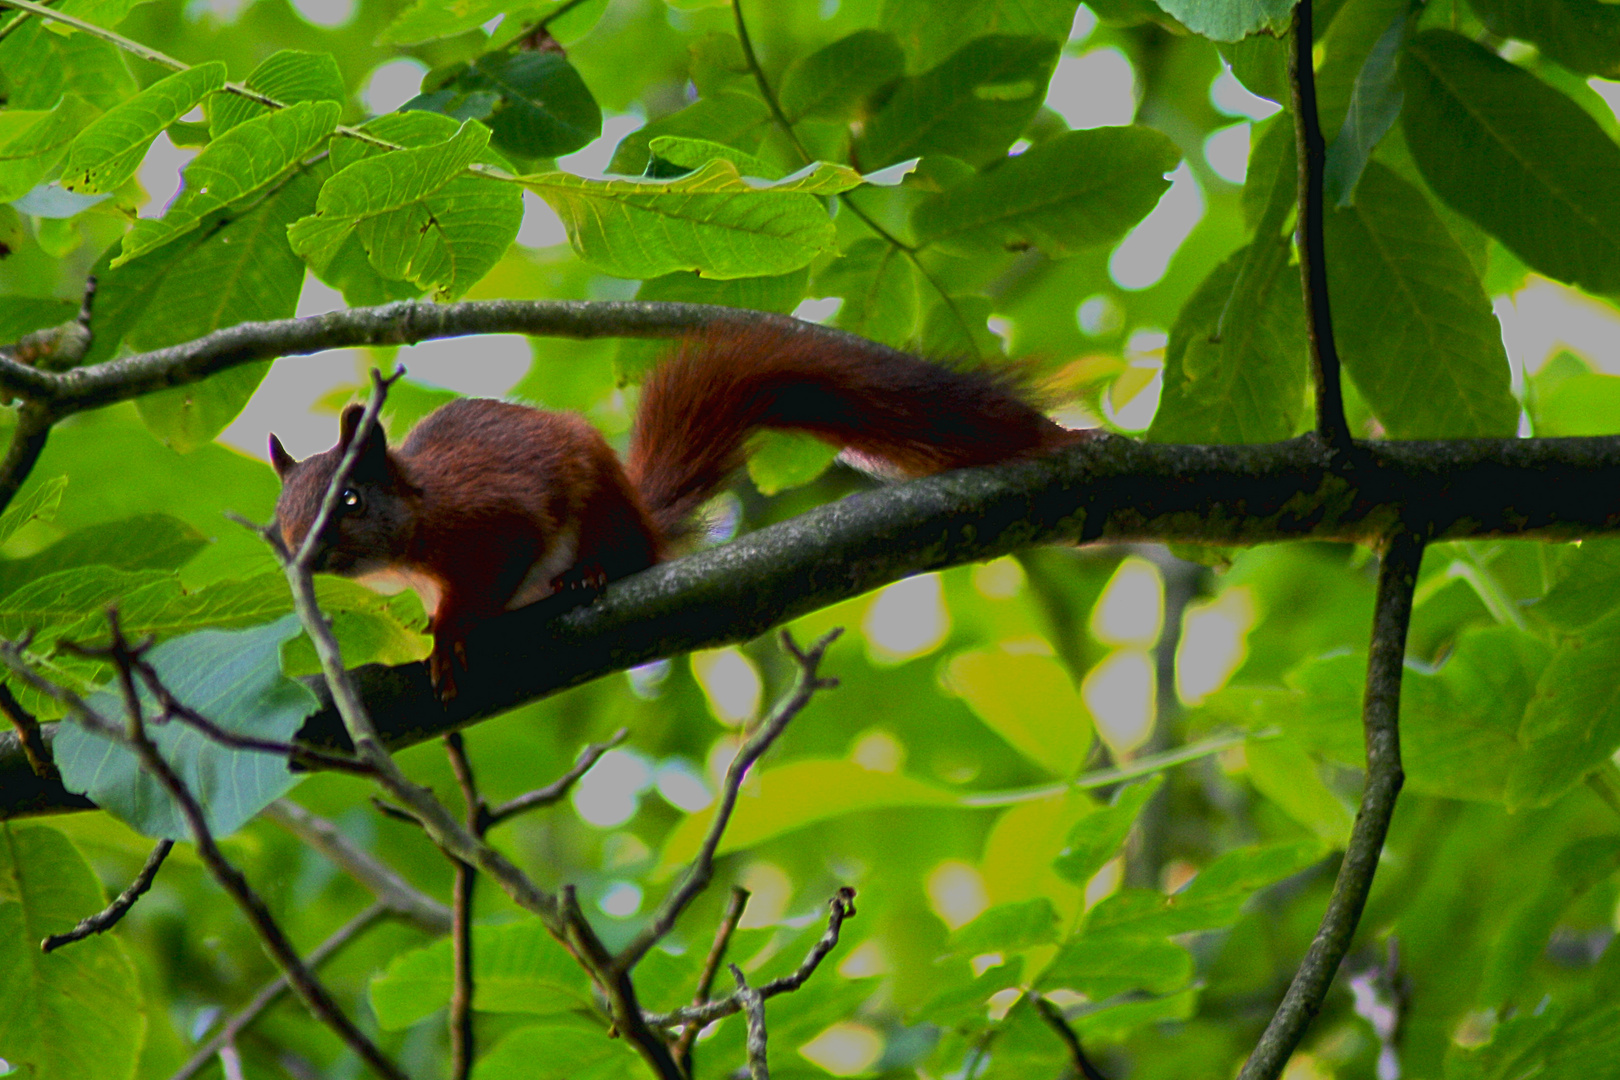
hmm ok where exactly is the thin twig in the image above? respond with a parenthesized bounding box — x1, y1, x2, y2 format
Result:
(0, 0, 48, 42)
(617, 629, 842, 974)
(42, 839, 173, 952)
(262, 800, 452, 934)
(445, 732, 479, 1080)
(730, 964, 769, 1080)
(169, 902, 391, 1080)
(1289, 0, 1352, 449)
(1237, 532, 1422, 1080)
(1033, 995, 1109, 1080)
(12, 615, 409, 1080)
(647, 887, 857, 1029)
(0, 680, 55, 780)
(485, 728, 628, 826)
(560, 885, 684, 1080)
(673, 887, 751, 1074)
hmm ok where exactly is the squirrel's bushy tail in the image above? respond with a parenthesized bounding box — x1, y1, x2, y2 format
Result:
(626, 323, 1084, 544)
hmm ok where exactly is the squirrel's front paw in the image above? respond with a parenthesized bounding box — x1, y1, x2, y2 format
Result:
(428, 638, 468, 702)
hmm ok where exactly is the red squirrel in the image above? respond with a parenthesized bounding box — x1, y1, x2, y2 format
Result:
(270, 324, 1088, 696)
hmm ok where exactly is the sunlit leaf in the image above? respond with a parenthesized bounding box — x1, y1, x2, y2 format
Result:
(1149, 0, 1294, 41)
(60, 63, 226, 194)
(208, 49, 347, 137)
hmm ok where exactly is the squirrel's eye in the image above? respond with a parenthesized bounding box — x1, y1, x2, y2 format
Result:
(340, 487, 363, 511)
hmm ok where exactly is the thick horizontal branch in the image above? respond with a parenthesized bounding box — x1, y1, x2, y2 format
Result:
(7, 429, 1620, 816)
(2, 300, 915, 415)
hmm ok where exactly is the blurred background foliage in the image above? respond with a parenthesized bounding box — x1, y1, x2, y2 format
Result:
(2, 0, 1620, 1078)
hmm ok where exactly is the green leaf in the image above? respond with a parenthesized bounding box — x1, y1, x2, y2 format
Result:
(52, 615, 316, 840)
(879, 0, 1078, 70)
(1323, 8, 1406, 207)
(1147, 238, 1308, 444)
(60, 63, 226, 194)
(471, 1024, 638, 1080)
(1245, 735, 1354, 845)
(0, 514, 207, 601)
(0, 824, 145, 1080)
(0, 474, 66, 548)
(1469, 0, 1620, 78)
(208, 50, 347, 138)
(946, 650, 1091, 776)
(1401, 30, 1620, 295)
(1530, 538, 1620, 630)
(1445, 996, 1620, 1080)
(1051, 776, 1163, 886)
(0, 297, 77, 345)
(121, 166, 319, 450)
(617, 266, 808, 376)
(406, 52, 601, 160)
(0, 98, 100, 203)
(779, 29, 906, 121)
(607, 91, 771, 177)
(657, 758, 959, 871)
(649, 135, 776, 177)
(1037, 934, 1193, 997)
(858, 35, 1060, 170)
(0, 18, 135, 112)
(114, 99, 342, 267)
(746, 429, 841, 496)
(948, 898, 1062, 955)
(814, 237, 922, 347)
(911, 126, 1178, 257)
(1075, 987, 1200, 1041)
(1534, 371, 1620, 437)
(523, 160, 838, 280)
(1149, 0, 1294, 41)
(370, 921, 598, 1029)
(1324, 164, 1518, 438)
(0, 566, 173, 645)
(1507, 622, 1620, 809)
(380, 0, 546, 45)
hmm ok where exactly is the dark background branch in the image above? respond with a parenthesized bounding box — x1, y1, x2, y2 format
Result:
(7, 430, 1620, 817)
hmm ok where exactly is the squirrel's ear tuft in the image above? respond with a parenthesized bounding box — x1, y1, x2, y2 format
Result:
(269, 434, 297, 479)
(337, 403, 368, 448)
(337, 402, 391, 477)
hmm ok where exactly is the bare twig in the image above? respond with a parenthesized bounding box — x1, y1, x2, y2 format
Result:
(730, 964, 769, 1080)
(42, 839, 173, 952)
(1238, 532, 1422, 1080)
(673, 886, 751, 1073)
(617, 629, 841, 974)
(262, 800, 452, 935)
(485, 728, 628, 826)
(169, 902, 391, 1080)
(1033, 995, 1109, 1080)
(1289, 0, 1351, 449)
(445, 732, 479, 1080)
(646, 887, 858, 1030)
(5, 616, 409, 1080)
(559, 885, 683, 1080)
(0, 680, 55, 780)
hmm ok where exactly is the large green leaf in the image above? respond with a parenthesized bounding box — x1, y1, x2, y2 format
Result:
(1445, 995, 1620, 1080)
(1507, 615, 1620, 810)
(470, 1025, 638, 1080)
(1468, 0, 1620, 78)
(524, 159, 838, 279)
(52, 615, 316, 840)
(0, 18, 135, 112)
(0, 824, 145, 1080)
(1149, 0, 1294, 41)
(379, 0, 548, 45)
(405, 51, 602, 160)
(1324, 164, 1517, 438)
(948, 898, 1062, 956)
(60, 63, 226, 194)
(208, 50, 347, 137)
(857, 35, 1059, 170)
(122, 166, 320, 450)
(617, 266, 808, 378)
(0, 514, 206, 601)
(1322, 5, 1406, 206)
(369, 921, 597, 1029)
(1534, 371, 1620, 437)
(911, 126, 1178, 257)
(814, 237, 923, 347)
(0, 98, 100, 203)
(1401, 30, 1620, 296)
(1146, 238, 1308, 444)
(114, 99, 341, 266)
(0, 474, 66, 549)
(779, 29, 906, 121)
(946, 649, 1092, 776)
(1037, 934, 1193, 997)
(607, 90, 771, 176)
(879, 0, 1078, 69)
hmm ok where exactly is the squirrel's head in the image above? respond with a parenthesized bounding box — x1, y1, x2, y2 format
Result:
(270, 404, 421, 574)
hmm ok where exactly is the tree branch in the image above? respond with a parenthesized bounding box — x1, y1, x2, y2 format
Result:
(11, 428, 1620, 818)
(0, 679, 54, 780)
(1290, 0, 1352, 449)
(1033, 994, 1109, 1080)
(445, 732, 478, 1080)
(673, 886, 750, 1075)
(729, 964, 769, 1080)
(1237, 531, 1422, 1080)
(41, 838, 172, 952)
(616, 629, 841, 974)
(485, 728, 627, 826)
